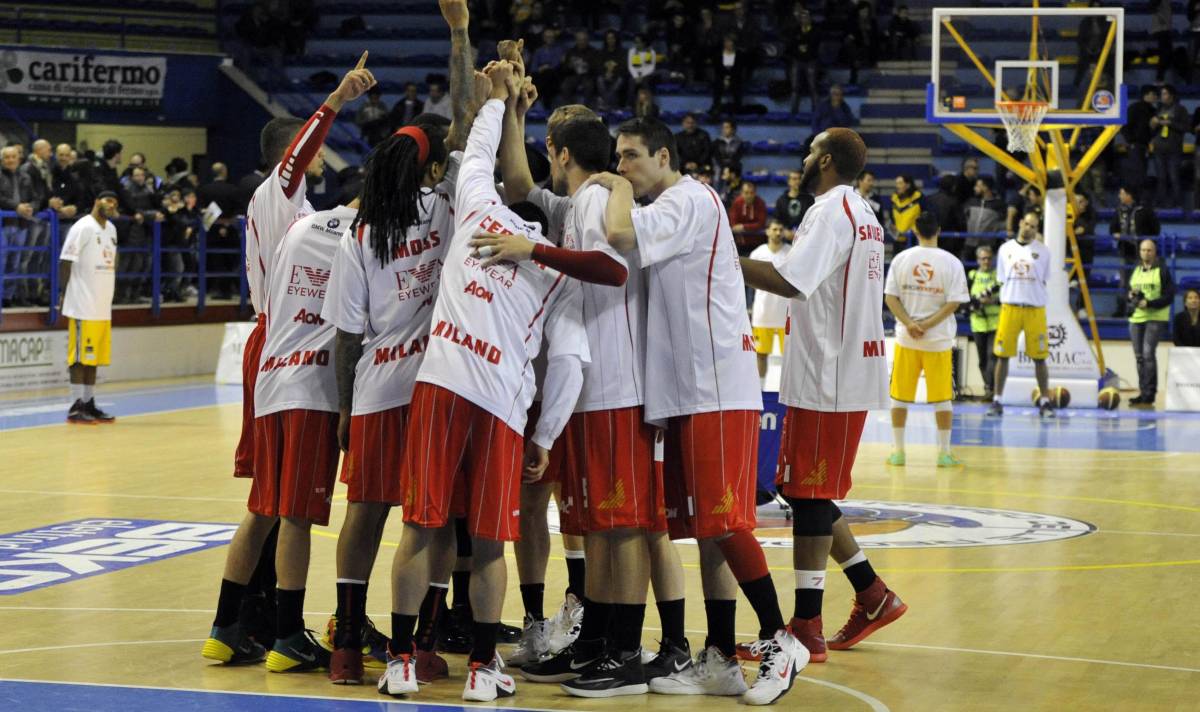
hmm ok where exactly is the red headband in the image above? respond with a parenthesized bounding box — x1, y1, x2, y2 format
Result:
(394, 125, 430, 167)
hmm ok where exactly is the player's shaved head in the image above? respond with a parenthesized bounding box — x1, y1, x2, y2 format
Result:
(260, 116, 306, 167)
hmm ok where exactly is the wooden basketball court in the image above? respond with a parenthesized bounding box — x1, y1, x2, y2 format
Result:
(1, 376, 1197, 711)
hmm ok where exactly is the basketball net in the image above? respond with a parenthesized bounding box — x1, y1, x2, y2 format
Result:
(996, 100, 1049, 154)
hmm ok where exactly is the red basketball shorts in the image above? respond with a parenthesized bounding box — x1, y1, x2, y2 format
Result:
(401, 383, 524, 542)
(248, 408, 341, 525)
(661, 410, 759, 540)
(775, 408, 867, 500)
(523, 400, 566, 486)
(233, 314, 267, 478)
(340, 405, 409, 504)
(561, 406, 665, 534)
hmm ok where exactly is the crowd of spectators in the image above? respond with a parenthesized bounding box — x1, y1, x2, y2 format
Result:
(0, 136, 290, 309)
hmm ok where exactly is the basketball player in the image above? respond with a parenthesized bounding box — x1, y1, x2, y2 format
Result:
(749, 219, 791, 381)
(226, 57, 376, 649)
(379, 61, 589, 702)
(321, 0, 489, 684)
(203, 195, 361, 673)
(476, 78, 691, 695)
(58, 191, 119, 424)
(321, 119, 454, 685)
(739, 128, 907, 662)
(988, 211, 1055, 418)
(884, 211, 969, 467)
(582, 118, 806, 706)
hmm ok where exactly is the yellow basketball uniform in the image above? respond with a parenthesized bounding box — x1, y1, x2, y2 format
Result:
(67, 318, 112, 367)
(993, 304, 1048, 359)
(753, 326, 784, 355)
(889, 344, 954, 403)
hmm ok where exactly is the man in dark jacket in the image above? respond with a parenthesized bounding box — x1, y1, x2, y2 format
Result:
(927, 173, 966, 256)
(1111, 185, 1161, 316)
(774, 169, 813, 229)
(118, 166, 160, 303)
(675, 113, 712, 175)
(19, 140, 56, 304)
(1151, 85, 1189, 208)
(811, 84, 858, 137)
(1126, 239, 1175, 405)
(92, 139, 123, 197)
(1121, 85, 1157, 200)
(1, 144, 36, 305)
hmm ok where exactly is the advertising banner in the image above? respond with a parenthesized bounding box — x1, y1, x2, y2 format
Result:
(0, 48, 167, 109)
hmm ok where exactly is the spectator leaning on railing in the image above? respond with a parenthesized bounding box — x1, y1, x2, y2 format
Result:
(1127, 239, 1175, 407)
(1, 144, 36, 307)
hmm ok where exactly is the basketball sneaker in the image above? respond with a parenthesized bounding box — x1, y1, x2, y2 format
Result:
(202, 622, 266, 664)
(986, 401, 1003, 417)
(827, 578, 908, 650)
(66, 400, 96, 424)
(520, 640, 604, 683)
(937, 452, 964, 468)
(438, 603, 473, 654)
(498, 622, 523, 644)
(886, 451, 906, 466)
(561, 649, 649, 698)
(84, 398, 115, 423)
(643, 638, 692, 680)
(377, 648, 419, 696)
(787, 616, 827, 662)
(324, 614, 389, 670)
(647, 645, 747, 696)
(266, 630, 331, 673)
(546, 592, 584, 653)
(506, 615, 551, 668)
(329, 646, 363, 684)
(1038, 400, 1056, 419)
(415, 649, 449, 683)
(463, 654, 517, 701)
(742, 628, 809, 706)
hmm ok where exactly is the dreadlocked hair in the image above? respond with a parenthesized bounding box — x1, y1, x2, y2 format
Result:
(351, 123, 448, 264)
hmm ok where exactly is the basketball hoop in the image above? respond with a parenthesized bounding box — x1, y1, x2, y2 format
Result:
(996, 100, 1049, 154)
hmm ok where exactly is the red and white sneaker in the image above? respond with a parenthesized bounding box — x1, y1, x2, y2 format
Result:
(329, 646, 364, 684)
(377, 649, 419, 696)
(463, 654, 517, 701)
(788, 616, 827, 663)
(827, 578, 908, 651)
(415, 649, 448, 683)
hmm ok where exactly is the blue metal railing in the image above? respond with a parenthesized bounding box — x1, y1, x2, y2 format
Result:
(0, 210, 249, 325)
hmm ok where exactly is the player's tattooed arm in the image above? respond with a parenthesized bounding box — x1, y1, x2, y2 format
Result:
(739, 257, 799, 299)
(334, 328, 364, 451)
(442, 0, 477, 152)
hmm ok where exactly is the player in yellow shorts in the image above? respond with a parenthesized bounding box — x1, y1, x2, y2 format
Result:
(883, 213, 968, 467)
(749, 219, 791, 380)
(58, 191, 119, 424)
(989, 212, 1055, 418)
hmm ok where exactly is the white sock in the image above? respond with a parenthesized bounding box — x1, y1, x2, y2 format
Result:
(70, 383, 83, 402)
(892, 427, 905, 453)
(993, 393, 1002, 402)
(839, 550, 867, 570)
(937, 429, 951, 455)
(83, 384, 95, 402)
(794, 570, 826, 590)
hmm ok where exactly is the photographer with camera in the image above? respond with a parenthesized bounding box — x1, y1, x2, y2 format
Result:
(967, 245, 1001, 399)
(1127, 239, 1175, 407)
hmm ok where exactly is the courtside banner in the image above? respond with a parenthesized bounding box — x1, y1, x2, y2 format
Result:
(0, 330, 67, 394)
(0, 49, 167, 109)
(0, 519, 235, 594)
(1165, 347, 1200, 412)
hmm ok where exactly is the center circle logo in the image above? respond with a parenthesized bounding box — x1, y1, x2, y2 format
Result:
(548, 500, 1095, 549)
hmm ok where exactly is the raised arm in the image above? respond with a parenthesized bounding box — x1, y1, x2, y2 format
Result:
(441, 0, 478, 152)
(455, 63, 517, 218)
(500, 77, 539, 204)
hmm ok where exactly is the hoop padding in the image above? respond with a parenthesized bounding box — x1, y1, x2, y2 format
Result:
(997, 101, 1050, 153)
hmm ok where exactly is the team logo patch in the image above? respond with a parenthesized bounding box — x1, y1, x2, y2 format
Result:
(912, 262, 935, 285)
(0, 519, 237, 594)
(1091, 89, 1115, 112)
(290, 265, 331, 288)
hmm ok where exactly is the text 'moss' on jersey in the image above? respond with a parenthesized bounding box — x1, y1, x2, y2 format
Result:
(255, 206, 357, 417)
(414, 99, 589, 435)
(322, 186, 454, 415)
(774, 184, 888, 412)
(630, 175, 761, 422)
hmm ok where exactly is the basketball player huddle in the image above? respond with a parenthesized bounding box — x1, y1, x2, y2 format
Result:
(201, 1, 907, 705)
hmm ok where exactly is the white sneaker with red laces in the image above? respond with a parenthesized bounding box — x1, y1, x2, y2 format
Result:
(377, 650, 419, 696)
(463, 653, 517, 701)
(742, 628, 809, 706)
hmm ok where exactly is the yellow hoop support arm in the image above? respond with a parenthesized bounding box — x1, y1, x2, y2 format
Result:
(944, 123, 1040, 187)
(1069, 20, 1119, 151)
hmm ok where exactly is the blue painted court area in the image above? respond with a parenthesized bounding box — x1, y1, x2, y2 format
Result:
(0, 384, 241, 431)
(0, 680, 481, 712)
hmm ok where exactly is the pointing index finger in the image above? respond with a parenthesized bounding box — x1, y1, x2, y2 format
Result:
(355, 51, 369, 70)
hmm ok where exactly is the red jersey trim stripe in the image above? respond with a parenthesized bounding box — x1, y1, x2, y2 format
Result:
(701, 185, 724, 401)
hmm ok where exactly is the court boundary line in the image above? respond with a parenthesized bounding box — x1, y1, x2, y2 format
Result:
(0, 610, 1192, 676)
(0, 401, 242, 434)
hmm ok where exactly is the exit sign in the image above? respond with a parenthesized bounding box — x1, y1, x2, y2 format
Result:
(63, 107, 88, 121)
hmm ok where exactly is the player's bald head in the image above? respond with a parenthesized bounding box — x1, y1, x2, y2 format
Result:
(815, 128, 868, 183)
